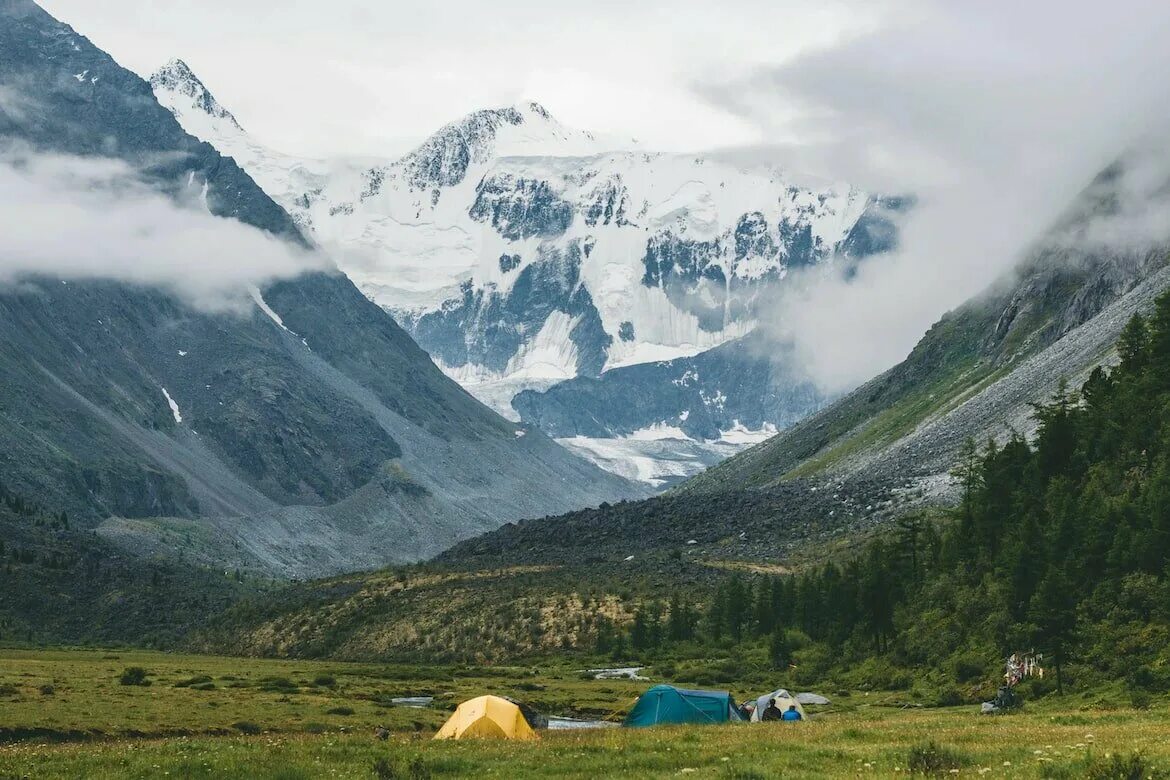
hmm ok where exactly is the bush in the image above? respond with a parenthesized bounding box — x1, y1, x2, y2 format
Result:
(312, 674, 337, 689)
(1130, 689, 1153, 711)
(38, 684, 54, 696)
(1085, 752, 1168, 780)
(906, 741, 970, 775)
(232, 721, 262, 735)
(258, 676, 299, 693)
(0, 683, 19, 697)
(1126, 664, 1170, 693)
(933, 687, 964, 707)
(1018, 675, 1057, 700)
(174, 675, 213, 688)
(952, 653, 987, 684)
(119, 667, 150, 686)
(325, 706, 354, 716)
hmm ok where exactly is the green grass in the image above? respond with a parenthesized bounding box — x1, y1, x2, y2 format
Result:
(785, 359, 997, 480)
(0, 647, 644, 740)
(2, 649, 1170, 778)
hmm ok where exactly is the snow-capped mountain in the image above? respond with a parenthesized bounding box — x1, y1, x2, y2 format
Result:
(150, 59, 332, 231)
(151, 62, 903, 486)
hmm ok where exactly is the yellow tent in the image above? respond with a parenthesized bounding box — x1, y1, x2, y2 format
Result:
(433, 695, 538, 741)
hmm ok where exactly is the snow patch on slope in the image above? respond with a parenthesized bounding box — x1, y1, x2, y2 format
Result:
(250, 287, 294, 333)
(559, 420, 782, 487)
(161, 387, 182, 424)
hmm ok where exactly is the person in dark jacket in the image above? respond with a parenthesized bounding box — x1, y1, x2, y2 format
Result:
(781, 704, 802, 721)
(761, 700, 784, 721)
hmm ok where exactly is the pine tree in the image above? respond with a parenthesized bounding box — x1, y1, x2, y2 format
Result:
(724, 576, 750, 641)
(768, 626, 792, 671)
(753, 579, 776, 636)
(1028, 566, 1077, 694)
(1117, 313, 1150, 375)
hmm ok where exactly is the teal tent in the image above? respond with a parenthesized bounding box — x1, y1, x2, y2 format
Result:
(624, 685, 745, 727)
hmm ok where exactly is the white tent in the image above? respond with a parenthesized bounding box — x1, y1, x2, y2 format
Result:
(751, 688, 806, 721)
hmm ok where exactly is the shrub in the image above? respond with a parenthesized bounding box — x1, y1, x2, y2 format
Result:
(906, 741, 969, 775)
(1126, 664, 1170, 693)
(174, 675, 213, 688)
(312, 674, 337, 689)
(952, 653, 987, 684)
(38, 684, 54, 696)
(326, 706, 354, 716)
(1130, 689, 1153, 711)
(1018, 675, 1057, 700)
(119, 667, 150, 686)
(232, 721, 262, 735)
(0, 683, 19, 696)
(1084, 752, 1167, 780)
(258, 676, 299, 693)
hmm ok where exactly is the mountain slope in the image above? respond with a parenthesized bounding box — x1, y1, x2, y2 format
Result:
(0, 0, 642, 578)
(683, 161, 1170, 497)
(149, 61, 904, 484)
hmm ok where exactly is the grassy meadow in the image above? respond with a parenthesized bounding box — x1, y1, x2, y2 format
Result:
(2, 648, 1170, 778)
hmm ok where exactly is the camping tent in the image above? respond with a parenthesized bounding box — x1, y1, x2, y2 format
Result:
(434, 695, 539, 740)
(751, 689, 806, 721)
(624, 685, 745, 727)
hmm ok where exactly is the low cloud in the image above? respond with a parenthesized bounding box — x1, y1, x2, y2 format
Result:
(697, 0, 1170, 393)
(0, 147, 329, 310)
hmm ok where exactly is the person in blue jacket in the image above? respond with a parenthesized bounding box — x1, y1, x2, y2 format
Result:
(780, 704, 803, 721)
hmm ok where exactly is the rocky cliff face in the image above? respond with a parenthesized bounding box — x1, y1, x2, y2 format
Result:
(0, 0, 644, 577)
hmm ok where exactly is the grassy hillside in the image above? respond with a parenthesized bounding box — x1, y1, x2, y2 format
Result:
(0, 482, 258, 647)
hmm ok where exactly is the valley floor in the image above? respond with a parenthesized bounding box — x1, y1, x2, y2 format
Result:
(1, 649, 1168, 778)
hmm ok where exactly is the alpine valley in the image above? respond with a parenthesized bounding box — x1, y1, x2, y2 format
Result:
(10, 3, 1170, 776)
(0, 0, 642, 581)
(150, 60, 906, 486)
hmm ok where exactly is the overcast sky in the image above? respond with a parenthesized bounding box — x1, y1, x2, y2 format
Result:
(40, 0, 893, 159)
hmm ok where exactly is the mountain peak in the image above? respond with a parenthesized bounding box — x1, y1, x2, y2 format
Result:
(150, 58, 242, 131)
(521, 101, 551, 120)
(396, 100, 619, 191)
